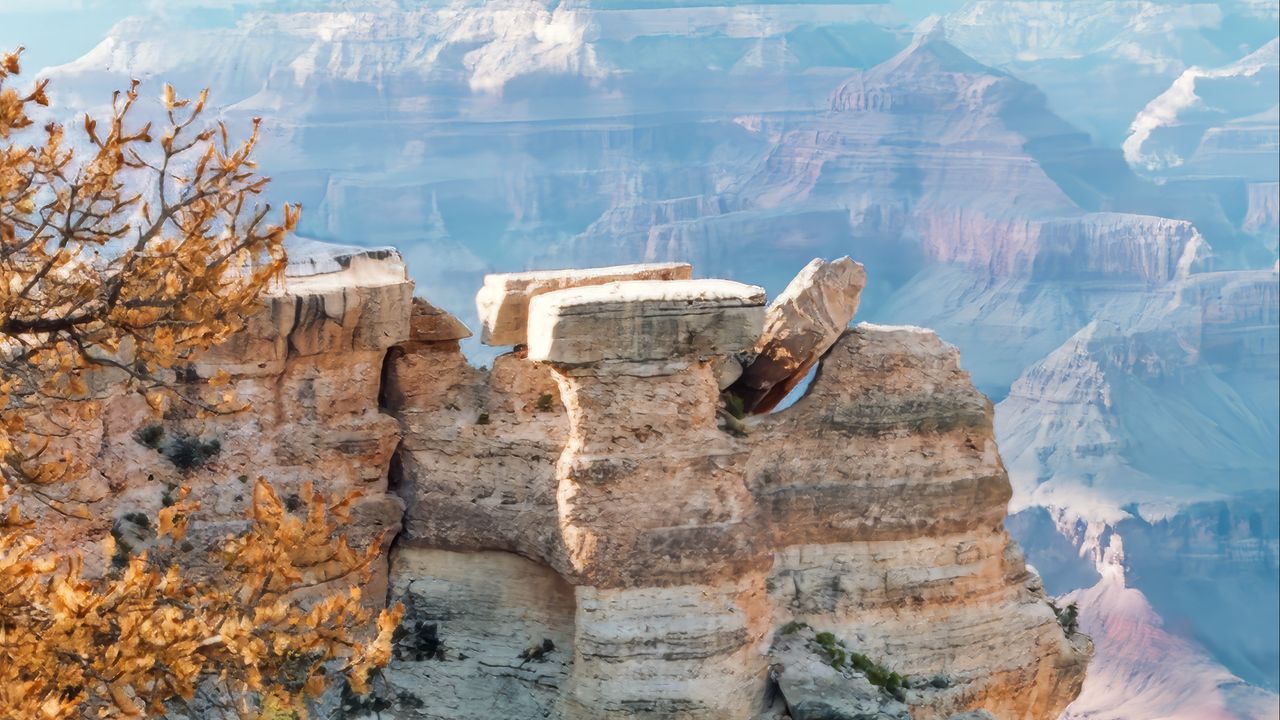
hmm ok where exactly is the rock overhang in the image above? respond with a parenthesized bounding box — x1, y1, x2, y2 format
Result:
(525, 278, 767, 366)
(475, 261, 693, 347)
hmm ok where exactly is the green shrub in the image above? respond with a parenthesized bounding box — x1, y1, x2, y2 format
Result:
(133, 424, 165, 449)
(809, 629, 909, 700)
(811, 631, 849, 670)
(722, 391, 746, 420)
(519, 638, 556, 665)
(780, 620, 810, 636)
(535, 393, 554, 412)
(163, 435, 221, 469)
(1059, 602, 1080, 634)
(121, 511, 151, 529)
(1049, 600, 1081, 635)
(137, 424, 222, 470)
(107, 524, 133, 569)
(392, 613, 446, 662)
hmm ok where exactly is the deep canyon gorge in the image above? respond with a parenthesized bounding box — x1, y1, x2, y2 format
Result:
(5, 1, 1277, 717)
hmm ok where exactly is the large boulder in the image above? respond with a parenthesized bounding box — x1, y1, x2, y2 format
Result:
(732, 256, 866, 413)
(771, 628, 911, 720)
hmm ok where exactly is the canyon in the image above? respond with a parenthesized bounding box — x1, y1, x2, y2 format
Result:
(14, 2, 1279, 717)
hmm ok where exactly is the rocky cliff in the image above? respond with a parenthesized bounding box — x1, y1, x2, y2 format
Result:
(22, 239, 411, 596)
(47, 241, 1089, 718)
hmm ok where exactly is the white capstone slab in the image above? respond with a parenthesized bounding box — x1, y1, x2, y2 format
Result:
(476, 263, 692, 346)
(526, 279, 766, 365)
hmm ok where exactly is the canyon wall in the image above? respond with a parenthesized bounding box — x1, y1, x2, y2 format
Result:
(995, 267, 1280, 719)
(23, 241, 411, 596)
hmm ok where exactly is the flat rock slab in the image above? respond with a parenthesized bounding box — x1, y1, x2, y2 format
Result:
(733, 257, 865, 413)
(476, 262, 693, 346)
(526, 279, 765, 365)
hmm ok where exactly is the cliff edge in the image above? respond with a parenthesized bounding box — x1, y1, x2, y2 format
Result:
(46, 241, 1089, 719)
(384, 253, 1090, 719)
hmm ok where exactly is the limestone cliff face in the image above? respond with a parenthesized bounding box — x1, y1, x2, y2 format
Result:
(380, 260, 1089, 719)
(56, 244, 1087, 719)
(752, 326, 1088, 719)
(24, 242, 411, 594)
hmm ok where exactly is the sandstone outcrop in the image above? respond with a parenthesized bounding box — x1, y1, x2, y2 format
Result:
(26, 239, 411, 596)
(382, 260, 1090, 718)
(52, 244, 1089, 719)
(526, 279, 766, 365)
(753, 324, 1090, 720)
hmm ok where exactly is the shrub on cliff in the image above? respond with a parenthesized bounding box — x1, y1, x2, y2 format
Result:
(133, 424, 223, 469)
(0, 49, 398, 719)
(811, 629, 910, 701)
(1050, 600, 1081, 635)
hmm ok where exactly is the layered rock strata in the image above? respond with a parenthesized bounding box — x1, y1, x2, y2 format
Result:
(529, 279, 771, 718)
(753, 325, 1090, 720)
(46, 245, 1089, 719)
(476, 262, 693, 346)
(382, 261, 1090, 719)
(24, 239, 411, 595)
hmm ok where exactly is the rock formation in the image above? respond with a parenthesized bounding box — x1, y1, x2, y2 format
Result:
(476, 263, 693, 346)
(383, 256, 1090, 718)
(23, 239, 411, 595)
(49, 241, 1089, 718)
(731, 256, 867, 414)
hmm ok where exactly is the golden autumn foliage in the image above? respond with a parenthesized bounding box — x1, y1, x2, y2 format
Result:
(0, 48, 401, 718)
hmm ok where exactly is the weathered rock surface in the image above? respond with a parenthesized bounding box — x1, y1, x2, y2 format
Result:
(755, 324, 1091, 720)
(476, 262, 692, 346)
(410, 296, 472, 342)
(54, 251, 1088, 719)
(381, 263, 1089, 719)
(732, 256, 866, 413)
(28, 240, 412, 598)
(380, 548, 574, 719)
(526, 279, 766, 365)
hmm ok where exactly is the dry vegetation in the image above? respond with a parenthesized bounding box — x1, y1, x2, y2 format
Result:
(0, 48, 399, 719)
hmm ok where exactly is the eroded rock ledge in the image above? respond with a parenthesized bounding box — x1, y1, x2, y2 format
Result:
(50, 241, 1088, 719)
